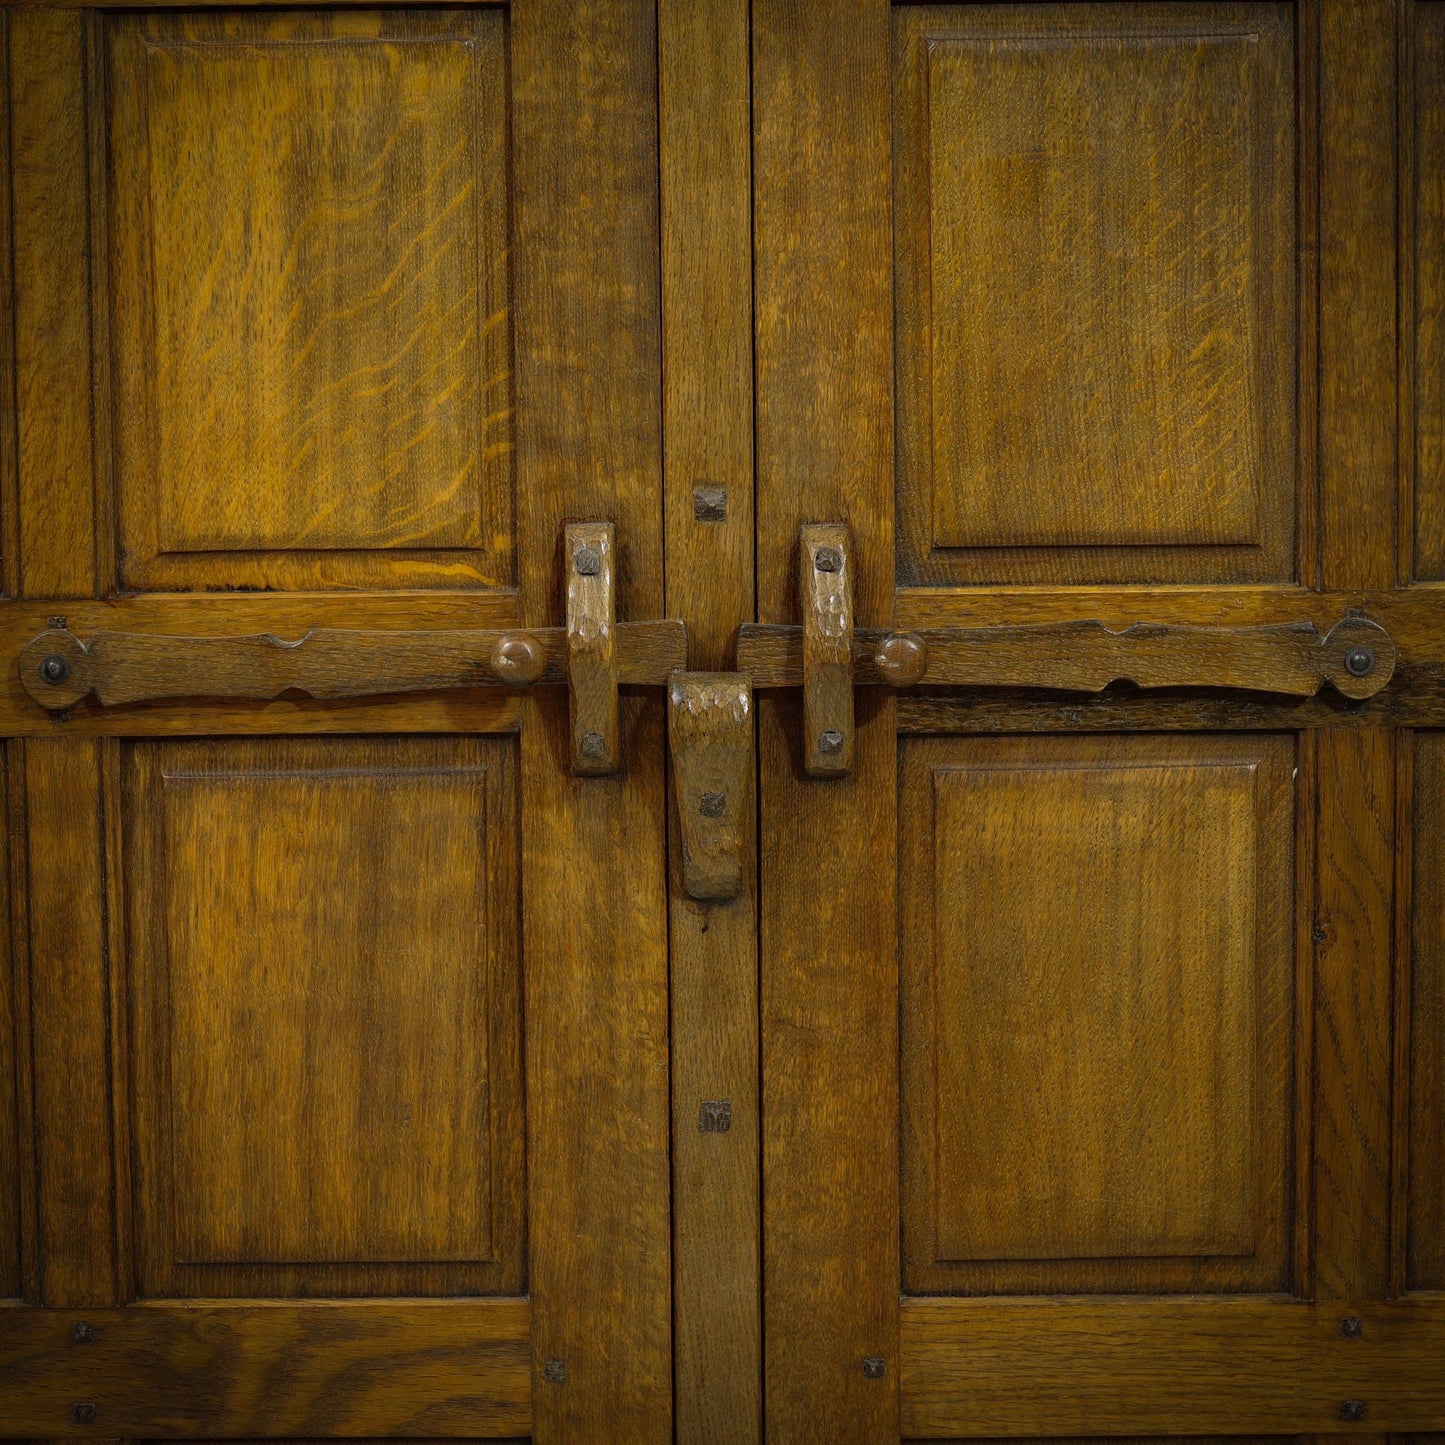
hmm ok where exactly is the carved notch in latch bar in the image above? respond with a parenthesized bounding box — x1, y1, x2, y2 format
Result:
(800, 522, 854, 778)
(668, 672, 752, 901)
(566, 520, 620, 775)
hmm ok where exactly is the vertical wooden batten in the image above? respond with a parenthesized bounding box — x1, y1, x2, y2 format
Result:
(1319, 0, 1399, 590)
(512, 0, 672, 1437)
(9, 9, 97, 601)
(23, 738, 118, 1307)
(659, 0, 761, 1440)
(753, 0, 898, 1439)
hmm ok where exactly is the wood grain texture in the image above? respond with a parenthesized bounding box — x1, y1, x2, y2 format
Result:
(23, 740, 118, 1306)
(1320, 0, 1399, 590)
(900, 1296, 1445, 1437)
(1416, 1, 1445, 579)
(738, 614, 1396, 699)
(0, 744, 17, 1299)
(754, 1, 898, 1438)
(658, 0, 760, 1432)
(901, 734, 1296, 1295)
(125, 737, 523, 1299)
(10, 7, 97, 599)
(1408, 728, 1445, 1288)
(0, 8, 16, 599)
(0, 1299, 531, 1436)
(759, 695, 897, 1440)
(754, 0, 893, 625)
(0, 595, 527, 738)
(660, 0, 754, 672)
(667, 673, 751, 902)
(106, 8, 513, 593)
(512, 0, 671, 1433)
(894, 2, 1297, 585)
(1313, 729, 1395, 1299)
(17, 619, 685, 711)
(799, 524, 854, 776)
(565, 522, 620, 775)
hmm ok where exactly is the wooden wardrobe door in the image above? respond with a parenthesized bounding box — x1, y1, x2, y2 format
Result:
(0, 2, 672, 1440)
(753, 1, 1445, 1440)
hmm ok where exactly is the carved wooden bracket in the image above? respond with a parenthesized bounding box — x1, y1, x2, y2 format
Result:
(738, 613, 1398, 702)
(799, 522, 854, 778)
(667, 672, 752, 901)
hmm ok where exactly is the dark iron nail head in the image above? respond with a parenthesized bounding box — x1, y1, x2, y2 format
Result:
(574, 547, 602, 576)
(814, 546, 842, 573)
(580, 731, 606, 759)
(1345, 647, 1374, 677)
(818, 730, 844, 754)
(694, 486, 727, 522)
(1340, 1316, 1364, 1339)
(543, 1359, 567, 1384)
(1339, 1401, 1366, 1422)
(40, 654, 69, 685)
(863, 1357, 885, 1379)
(699, 1099, 732, 1133)
(699, 790, 726, 818)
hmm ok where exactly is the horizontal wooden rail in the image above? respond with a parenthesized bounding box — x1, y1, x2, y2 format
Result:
(738, 615, 1396, 699)
(19, 620, 687, 712)
(0, 1298, 531, 1437)
(900, 1295, 1445, 1437)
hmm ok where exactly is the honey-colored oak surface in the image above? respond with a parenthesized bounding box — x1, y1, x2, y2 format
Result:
(124, 736, 523, 1300)
(738, 614, 1396, 698)
(17, 618, 686, 711)
(106, 8, 512, 593)
(511, 0, 672, 1435)
(1409, 728, 1445, 1288)
(894, 2, 1297, 586)
(658, 0, 762, 1430)
(900, 1297, 1445, 1437)
(901, 733, 1296, 1295)
(667, 672, 752, 902)
(754, 2, 898, 1439)
(0, 1299, 531, 1436)
(1416, 2, 1445, 579)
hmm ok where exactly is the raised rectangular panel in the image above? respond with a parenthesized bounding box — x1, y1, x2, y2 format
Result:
(126, 736, 524, 1298)
(107, 9, 512, 592)
(1409, 732, 1445, 1289)
(894, 4, 1297, 584)
(901, 733, 1296, 1294)
(1416, 3, 1445, 578)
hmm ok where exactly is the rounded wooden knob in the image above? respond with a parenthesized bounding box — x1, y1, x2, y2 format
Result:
(874, 631, 929, 687)
(490, 633, 545, 686)
(19, 628, 90, 710)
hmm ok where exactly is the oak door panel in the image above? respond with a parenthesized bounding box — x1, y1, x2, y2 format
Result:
(1410, 729, 1445, 1289)
(901, 733, 1296, 1295)
(1416, 1, 1445, 579)
(106, 8, 513, 593)
(125, 735, 524, 1299)
(894, 2, 1298, 585)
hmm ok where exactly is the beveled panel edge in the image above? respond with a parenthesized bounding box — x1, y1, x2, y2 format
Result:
(100, 6, 515, 594)
(892, 1, 1304, 589)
